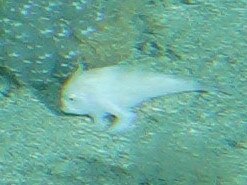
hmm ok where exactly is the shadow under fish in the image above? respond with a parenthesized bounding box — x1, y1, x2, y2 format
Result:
(0, 66, 21, 100)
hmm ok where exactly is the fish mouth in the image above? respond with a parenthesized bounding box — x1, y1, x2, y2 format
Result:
(59, 103, 74, 115)
(59, 101, 66, 112)
(59, 93, 68, 113)
(59, 82, 71, 113)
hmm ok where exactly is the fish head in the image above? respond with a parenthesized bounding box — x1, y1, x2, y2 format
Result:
(60, 77, 90, 115)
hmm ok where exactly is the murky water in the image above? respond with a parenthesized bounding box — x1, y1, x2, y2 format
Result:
(0, 0, 246, 184)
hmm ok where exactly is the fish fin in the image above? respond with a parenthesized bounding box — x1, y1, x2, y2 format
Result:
(110, 110, 137, 132)
(92, 110, 136, 132)
(99, 100, 137, 131)
(76, 63, 85, 73)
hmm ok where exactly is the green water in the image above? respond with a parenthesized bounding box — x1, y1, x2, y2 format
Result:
(0, 0, 246, 184)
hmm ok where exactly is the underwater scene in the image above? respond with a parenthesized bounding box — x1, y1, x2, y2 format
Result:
(0, 0, 247, 184)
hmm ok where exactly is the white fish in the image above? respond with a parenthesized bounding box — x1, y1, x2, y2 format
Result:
(60, 65, 206, 131)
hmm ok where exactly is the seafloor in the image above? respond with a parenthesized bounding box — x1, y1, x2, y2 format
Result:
(0, 0, 247, 184)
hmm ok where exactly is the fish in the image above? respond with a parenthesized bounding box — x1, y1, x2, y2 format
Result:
(60, 65, 207, 131)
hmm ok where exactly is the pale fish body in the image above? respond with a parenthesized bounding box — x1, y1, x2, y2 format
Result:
(60, 65, 205, 131)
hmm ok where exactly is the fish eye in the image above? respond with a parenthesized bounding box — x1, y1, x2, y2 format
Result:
(67, 94, 76, 101)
